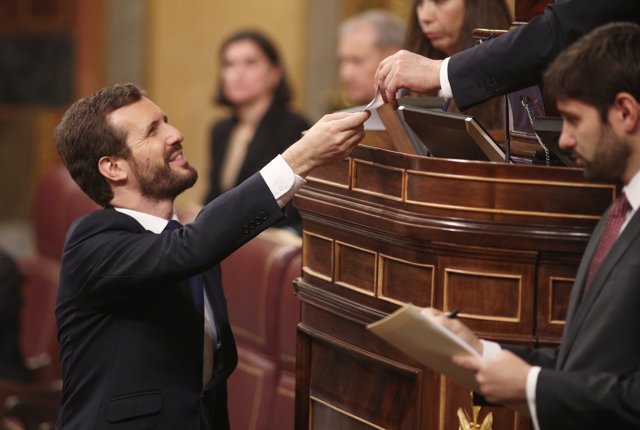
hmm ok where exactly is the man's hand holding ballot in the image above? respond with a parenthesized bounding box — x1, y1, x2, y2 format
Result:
(421, 308, 531, 406)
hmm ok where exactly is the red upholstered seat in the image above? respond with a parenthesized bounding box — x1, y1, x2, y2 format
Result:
(17, 257, 61, 383)
(223, 230, 301, 358)
(228, 346, 278, 430)
(0, 166, 99, 429)
(33, 166, 99, 261)
(224, 229, 302, 430)
(276, 253, 301, 373)
(267, 253, 302, 430)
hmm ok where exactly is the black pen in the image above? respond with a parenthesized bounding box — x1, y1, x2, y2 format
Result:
(447, 309, 460, 319)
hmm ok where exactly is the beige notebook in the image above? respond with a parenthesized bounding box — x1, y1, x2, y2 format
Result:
(367, 304, 480, 390)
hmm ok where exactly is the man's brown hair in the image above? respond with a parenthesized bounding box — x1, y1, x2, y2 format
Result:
(55, 83, 143, 207)
(544, 22, 640, 122)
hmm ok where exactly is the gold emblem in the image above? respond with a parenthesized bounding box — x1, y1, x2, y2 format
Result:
(457, 392, 493, 430)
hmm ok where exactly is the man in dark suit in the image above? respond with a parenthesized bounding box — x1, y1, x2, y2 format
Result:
(425, 23, 640, 430)
(54, 83, 369, 429)
(374, 0, 640, 111)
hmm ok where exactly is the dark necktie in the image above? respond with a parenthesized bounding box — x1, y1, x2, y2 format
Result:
(163, 220, 218, 385)
(163, 219, 204, 315)
(585, 193, 631, 288)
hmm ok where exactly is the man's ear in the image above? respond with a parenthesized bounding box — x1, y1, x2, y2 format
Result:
(610, 92, 640, 134)
(98, 156, 128, 183)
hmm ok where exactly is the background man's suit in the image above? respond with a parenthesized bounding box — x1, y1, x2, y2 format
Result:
(505, 202, 640, 429)
(449, 0, 640, 110)
(56, 174, 283, 429)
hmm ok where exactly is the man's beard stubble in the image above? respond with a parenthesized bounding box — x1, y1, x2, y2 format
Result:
(130, 155, 198, 201)
(582, 125, 631, 182)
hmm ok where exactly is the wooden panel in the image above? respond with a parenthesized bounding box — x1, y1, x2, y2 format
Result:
(335, 241, 377, 295)
(353, 160, 404, 201)
(0, 0, 72, 32)
(303, 232, 333, 282)
(307, 158, 351, 188)
(378, 255, 434, 307)
(443, 269, 522, 322)
(536, 258, 580, 342)
(437, 252, 535, 341)
(311, 397, 385, 430)
(309, 340, 422, 430)
(406, 169, 612, 223)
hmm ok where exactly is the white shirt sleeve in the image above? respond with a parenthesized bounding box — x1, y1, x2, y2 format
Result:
(480, 339, 502, 358)
(259, 154, 307, 208)
(527, 366, 542, 430)
(439, 57, 454, 99)
(479, 340, 542, 430)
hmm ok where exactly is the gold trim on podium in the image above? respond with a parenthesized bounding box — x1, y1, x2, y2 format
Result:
(444, 269, 523, 323)
(310, 396, 387, 430)
(334, 240, 378, 296)
(377, 254, 435, 306)
(302, 231, 334, 282)
(548, 276, 574, 325)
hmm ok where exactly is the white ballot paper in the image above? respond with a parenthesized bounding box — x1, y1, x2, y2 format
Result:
(367, 304, 480, 390)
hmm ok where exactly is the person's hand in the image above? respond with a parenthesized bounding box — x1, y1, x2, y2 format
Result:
(374, 50, 443, 109)
(421, 308, 483, 355)
(453, 350, 531, 405)
(282, 111, 369, 177)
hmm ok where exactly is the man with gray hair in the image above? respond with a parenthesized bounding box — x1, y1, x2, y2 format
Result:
(338, 9, 404, 106)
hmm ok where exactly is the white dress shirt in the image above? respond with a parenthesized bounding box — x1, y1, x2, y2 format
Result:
(439, 57, 454, 99)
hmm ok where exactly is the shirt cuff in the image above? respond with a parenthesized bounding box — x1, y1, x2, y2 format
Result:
(480, 339, 501, 358)
(526, 366, 542, 430)
(439, 57, 453, 99)
(259, 154, 307, 208)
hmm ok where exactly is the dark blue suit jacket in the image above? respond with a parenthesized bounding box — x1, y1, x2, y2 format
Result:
(449, 0, 640, 110)
(55, 173, 283, 429)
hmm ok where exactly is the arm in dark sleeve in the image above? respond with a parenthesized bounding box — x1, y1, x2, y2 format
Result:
(449, 0, 640, 110)
(503, 344, 559, 369)
(536, 369, 640, 429)
(62, 173, 284, 307)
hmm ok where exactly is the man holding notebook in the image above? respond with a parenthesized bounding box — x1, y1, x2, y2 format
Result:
(423, 23, 640, 430)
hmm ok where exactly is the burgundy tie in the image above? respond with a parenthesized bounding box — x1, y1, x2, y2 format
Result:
(585, 193, 631, 287)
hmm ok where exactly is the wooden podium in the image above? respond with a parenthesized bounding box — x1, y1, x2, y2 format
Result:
(292, 138, 616, 429)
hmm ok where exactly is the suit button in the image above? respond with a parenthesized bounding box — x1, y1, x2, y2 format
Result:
(248, 221, 256, 228)
(258, 209, 268, 220)
(242, 229, 250, 234)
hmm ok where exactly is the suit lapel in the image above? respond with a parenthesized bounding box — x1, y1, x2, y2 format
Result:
(564, 215, 606, 325)
(558, 210, 640, 368)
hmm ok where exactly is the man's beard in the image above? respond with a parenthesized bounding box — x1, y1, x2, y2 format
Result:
(130, 154, 198, 201)
(581, 125, 630, 182)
